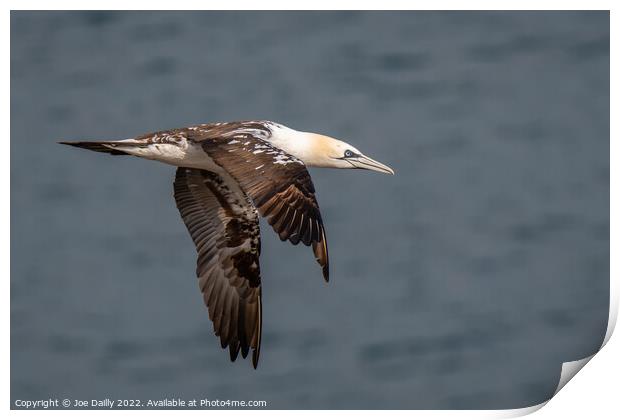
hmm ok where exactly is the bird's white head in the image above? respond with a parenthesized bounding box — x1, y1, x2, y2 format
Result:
(267, 123, 395, 175)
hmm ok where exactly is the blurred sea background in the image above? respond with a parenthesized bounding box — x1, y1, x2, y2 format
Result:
(10, 11, 609, 409)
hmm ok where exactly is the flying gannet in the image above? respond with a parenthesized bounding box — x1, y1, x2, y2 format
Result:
(60, 120, 394, 368)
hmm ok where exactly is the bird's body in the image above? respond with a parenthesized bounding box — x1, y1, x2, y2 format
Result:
(60, 120, 393, 368)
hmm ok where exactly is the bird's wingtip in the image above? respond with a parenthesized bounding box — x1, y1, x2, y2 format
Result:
(252, 350, 260, 369)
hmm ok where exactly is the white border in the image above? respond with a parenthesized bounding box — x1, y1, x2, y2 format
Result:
(4, 2, 616, 418)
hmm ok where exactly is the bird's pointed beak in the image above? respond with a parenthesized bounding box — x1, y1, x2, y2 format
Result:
(348, 154, 395, 175)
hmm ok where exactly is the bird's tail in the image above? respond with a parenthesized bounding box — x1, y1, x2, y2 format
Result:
(58, 139, 144, 156)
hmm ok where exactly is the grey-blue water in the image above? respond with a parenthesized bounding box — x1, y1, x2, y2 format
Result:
(11, 11, 609, 409)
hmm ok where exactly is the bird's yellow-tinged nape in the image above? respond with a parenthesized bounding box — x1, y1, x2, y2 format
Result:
(266, 125, 395, 175)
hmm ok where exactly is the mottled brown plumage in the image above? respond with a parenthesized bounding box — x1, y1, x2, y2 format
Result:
(192, 132, 329, 281)
(173, 167, 262, 367)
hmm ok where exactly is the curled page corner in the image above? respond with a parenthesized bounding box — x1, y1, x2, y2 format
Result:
(553, 355, 595, 396)
(498, 288, 616, 417)
(496, 354, 600, 418)
(549, 279, 617, 398)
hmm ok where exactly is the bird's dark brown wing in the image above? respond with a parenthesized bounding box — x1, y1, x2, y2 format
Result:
(195, 133, 329, 282)
(173, 167, 262, 368)
(130, 121, 329, 282)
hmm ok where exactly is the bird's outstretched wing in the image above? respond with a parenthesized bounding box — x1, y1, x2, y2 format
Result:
(173, 167, 262, 368)
(194, 131, 329, 282)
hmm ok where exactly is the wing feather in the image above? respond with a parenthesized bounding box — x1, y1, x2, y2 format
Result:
(173, 167, 262, 368)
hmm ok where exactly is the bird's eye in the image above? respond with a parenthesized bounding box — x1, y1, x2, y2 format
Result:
(344, 150, 354, 158)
